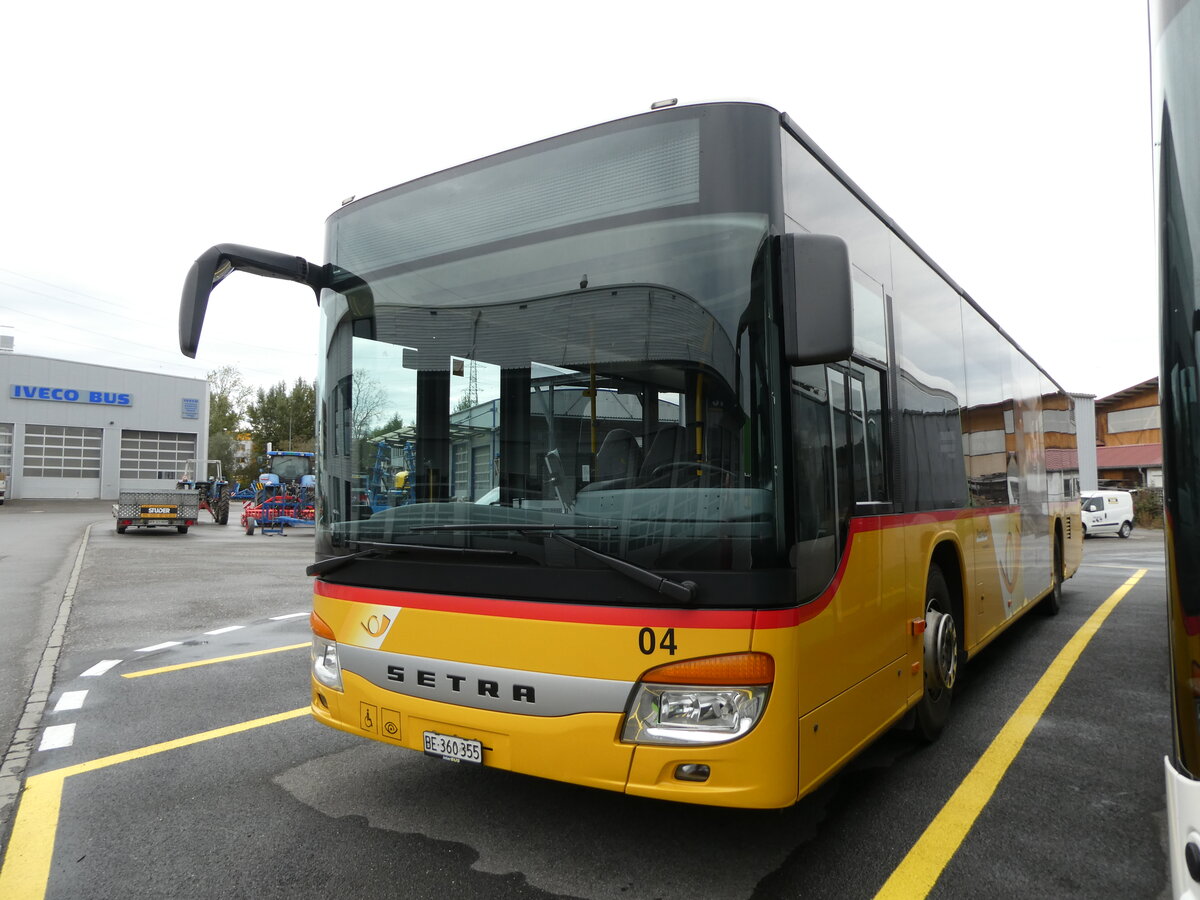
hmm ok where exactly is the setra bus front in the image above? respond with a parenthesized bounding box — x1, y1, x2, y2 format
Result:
(180, 102, 860, 808)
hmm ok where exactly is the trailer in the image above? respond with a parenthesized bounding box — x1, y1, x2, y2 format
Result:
(113, 490, 200, 534)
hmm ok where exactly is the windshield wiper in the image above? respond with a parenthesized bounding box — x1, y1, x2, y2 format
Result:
(405, 525, 698, 604)
(549, 533, 697, 605)
(307, 540, 516, 578)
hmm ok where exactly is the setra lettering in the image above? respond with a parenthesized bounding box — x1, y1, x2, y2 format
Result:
(381, 663, 537, 703)
(513, 685, 536, 702)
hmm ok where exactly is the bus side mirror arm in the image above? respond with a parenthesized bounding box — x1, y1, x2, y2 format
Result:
(779, 233, 854, 365)
(179, 243, 328, 358)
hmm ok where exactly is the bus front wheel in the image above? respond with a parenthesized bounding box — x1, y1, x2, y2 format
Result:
(916, 565, 957, 742)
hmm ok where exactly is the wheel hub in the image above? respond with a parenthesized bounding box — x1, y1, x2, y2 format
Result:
(924, 608, 958, 691)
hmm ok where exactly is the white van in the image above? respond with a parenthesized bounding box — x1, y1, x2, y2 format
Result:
(1081, 490, 1135, 538)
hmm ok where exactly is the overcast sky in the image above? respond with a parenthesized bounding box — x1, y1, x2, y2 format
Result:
(0, 1, 1154, 404)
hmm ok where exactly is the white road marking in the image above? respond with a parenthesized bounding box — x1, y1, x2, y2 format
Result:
(205, 625, 245, 635)
(38, 724, 76, 751)
(53, 691, 88, 712)
(270, 612, 309, 621)
(136, 641, 183, 653)
(80, 660, 122, 677)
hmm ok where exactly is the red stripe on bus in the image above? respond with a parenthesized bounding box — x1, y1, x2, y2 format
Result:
(314, 580, 760, 629)
(315, 505, 1022, 630)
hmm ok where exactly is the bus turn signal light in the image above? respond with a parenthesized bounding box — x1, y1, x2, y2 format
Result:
(641, 652, 774, 686)
(310, 611, 335, 641)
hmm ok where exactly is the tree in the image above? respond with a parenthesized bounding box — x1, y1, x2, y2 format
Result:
(245, 378, 317, 459)
(372, 414, 406, 438)
(208, 365, 251, 433)
(351, 369, 387, 442)
(207, 366, 252, 479)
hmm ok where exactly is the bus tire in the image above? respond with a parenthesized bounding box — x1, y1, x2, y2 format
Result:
(1041, 536, 1064, 616)
(916, 564, 958, 742)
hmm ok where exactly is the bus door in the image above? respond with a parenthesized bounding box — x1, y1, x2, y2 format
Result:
(834, 363, 904, 682)
(792, 363, 903, 700)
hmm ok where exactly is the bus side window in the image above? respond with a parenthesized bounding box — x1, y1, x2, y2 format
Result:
(849, 364, 888, 507)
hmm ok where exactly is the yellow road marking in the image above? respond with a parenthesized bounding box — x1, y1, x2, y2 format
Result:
(121, 643, 309, 679)
(874, 569, 1147, 899)
(0, 774, 63, 900)
(0, 708, 308, 899)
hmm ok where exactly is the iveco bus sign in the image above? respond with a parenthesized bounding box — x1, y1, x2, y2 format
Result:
(10, 385, 132, 406)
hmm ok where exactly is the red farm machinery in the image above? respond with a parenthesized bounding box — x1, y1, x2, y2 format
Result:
(242, 449, 316, 535)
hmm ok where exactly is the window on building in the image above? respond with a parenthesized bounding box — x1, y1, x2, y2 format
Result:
(1108, 406, 1161, 433)
(23, 425, 102, 478)
(119, 430, 197, 480)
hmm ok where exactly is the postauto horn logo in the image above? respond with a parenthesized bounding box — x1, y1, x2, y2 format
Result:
(11, 385, 132, 406)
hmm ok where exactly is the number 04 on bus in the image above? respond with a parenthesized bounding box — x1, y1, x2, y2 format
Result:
(179, 102, 1081, 808)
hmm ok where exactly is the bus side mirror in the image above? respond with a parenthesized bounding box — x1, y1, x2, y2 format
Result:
(179, 244, 325, 358)
(779, 233, 853, 365)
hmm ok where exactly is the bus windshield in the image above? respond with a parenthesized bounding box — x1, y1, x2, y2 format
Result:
(315, 113, 783, 578)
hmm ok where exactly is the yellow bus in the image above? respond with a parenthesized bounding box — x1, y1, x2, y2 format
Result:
(180, 101, 1081, 808)
(1154, 0, 1200, 893)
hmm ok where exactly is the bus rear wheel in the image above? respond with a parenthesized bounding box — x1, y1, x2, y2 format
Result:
(916, 564, 957, 742)
(1041, 538, 1063, 616)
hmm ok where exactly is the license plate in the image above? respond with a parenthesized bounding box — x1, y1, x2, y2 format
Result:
(423, 730, 483, 764)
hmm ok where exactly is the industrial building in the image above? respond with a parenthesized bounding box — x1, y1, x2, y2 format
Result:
(0, 351, 209, 501)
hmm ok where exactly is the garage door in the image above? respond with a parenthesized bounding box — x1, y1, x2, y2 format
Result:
(0, 422, 12, 475)
(22, 424, 103, 499)
(0, 422, 12, 499)
(120, 430, 198, 481)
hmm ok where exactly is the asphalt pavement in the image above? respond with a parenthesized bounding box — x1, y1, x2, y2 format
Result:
(0, 500, 114, 807)
(0, 506, 1175, 899)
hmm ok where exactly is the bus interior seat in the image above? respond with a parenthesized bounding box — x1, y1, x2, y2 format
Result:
(595, 428, 642, 484)
(640, 424, 688, 478)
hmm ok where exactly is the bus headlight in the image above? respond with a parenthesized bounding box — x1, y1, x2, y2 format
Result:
(311, 638, 343, 691)
(310, 611, 342, 691)
(621, 652, 773, 745)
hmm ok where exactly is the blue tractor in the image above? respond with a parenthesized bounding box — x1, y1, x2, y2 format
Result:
(177, 460, 232, 525)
